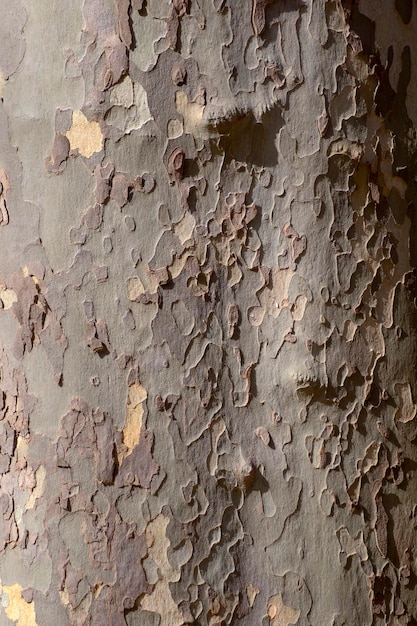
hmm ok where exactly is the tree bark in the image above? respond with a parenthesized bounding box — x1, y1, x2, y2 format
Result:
(0, 0, 416, 624)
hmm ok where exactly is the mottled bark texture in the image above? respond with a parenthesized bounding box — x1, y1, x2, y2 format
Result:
(0, 0, 416, 624)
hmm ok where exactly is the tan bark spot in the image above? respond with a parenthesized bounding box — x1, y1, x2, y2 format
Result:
(175, 90, 204, 136)
(121, 383, 147, 457)
(66, 111, 103, 158)
(246, 584, 259, 607)
(141, 514, 184, 625)
(22, 266, 39, 285)
(59, 588, 91, 624)
(267, 593, 300, 625)
(0, 286, 17, 309)
(2, 583, 37, 626)
(25, 465, 46, 511)
(258, 267, 294, 318)
(127, 276, 145, 301)
(174, 211, 195, 245)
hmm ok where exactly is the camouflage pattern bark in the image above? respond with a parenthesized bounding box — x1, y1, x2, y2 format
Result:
(0, 0, 416, 624)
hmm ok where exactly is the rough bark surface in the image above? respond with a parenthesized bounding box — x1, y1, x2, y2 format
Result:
(0, 1, 416, 624)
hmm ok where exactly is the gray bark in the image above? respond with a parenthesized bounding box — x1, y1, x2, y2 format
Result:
(0, 0, 416, 624)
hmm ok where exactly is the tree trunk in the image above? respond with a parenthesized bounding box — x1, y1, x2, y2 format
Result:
(0, 0, 416, 624)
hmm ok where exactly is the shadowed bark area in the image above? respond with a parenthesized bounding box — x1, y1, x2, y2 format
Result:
(0, 1, 416, 624)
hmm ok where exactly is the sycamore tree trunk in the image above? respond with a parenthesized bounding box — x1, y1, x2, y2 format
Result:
(0, 0, 416, 624)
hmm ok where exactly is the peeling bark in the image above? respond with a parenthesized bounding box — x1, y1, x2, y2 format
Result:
(0, 1, 417, 624)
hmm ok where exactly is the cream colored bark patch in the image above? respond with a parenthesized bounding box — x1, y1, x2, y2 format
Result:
(127, 276, 145, 301)
(25, 465, 46, 511)
(141, 514, 184, 625)
(175, 90, 204, 137)
(2, 583, 37, 626)
(267, 593, 300, 626)
(127, 265, 161, 301)
(22, 266, 39, 285)
(122, 382, 147, 456)
(0, 286, 17, 309)
(140, 581, 184, 625)
(66, 110, 103, 158)
(246, 584, 259, 608)
(174, 211, 195, 245)
(258, 267, 295, 318)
